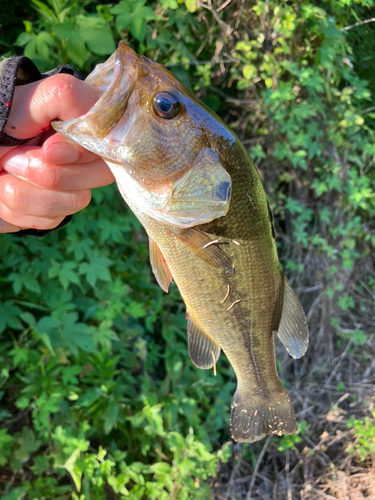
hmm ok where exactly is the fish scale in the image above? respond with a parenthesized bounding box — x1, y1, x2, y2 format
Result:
(53, 41, 309, 443)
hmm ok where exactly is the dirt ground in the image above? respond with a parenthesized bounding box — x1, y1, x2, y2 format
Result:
(212, 254, 375, 500)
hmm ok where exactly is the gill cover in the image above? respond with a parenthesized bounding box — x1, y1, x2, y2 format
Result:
(106, 147, 231, 228)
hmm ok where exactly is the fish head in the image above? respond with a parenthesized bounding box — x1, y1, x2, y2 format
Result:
(53, 41, 232, 227)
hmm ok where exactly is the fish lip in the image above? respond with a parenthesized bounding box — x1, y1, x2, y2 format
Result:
(83, 42, 140, 138)
(86, 41, 141, 92)
(53, 42, 140, 140)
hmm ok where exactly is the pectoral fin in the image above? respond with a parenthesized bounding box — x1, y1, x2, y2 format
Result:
(276, 275, 309, 359)
(175, 228, 233, 274)
(187, 313, 221, 369)
(149, 237, 172, 293)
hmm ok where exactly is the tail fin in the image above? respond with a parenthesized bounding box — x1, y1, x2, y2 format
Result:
(230, 388, 296, 443)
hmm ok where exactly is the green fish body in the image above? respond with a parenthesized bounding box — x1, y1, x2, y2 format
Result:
(53, 41, 308, 442)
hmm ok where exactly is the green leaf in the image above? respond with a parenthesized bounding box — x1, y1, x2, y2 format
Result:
(31, 0, 58, 24)
(60, 313, 96, 355)
(0, 487, 28, 500)
(0, 428, 14, 447)
(353, 330, 367, 346)
(54, 22, 88, 67)
(150, 462, 171, 475)
(161, 0, 178, 8)
(60, 261, 80, 290)
(103, 401, 120, 434)
(81, 27, 116, 55)
(243, 64, 256, 80)
(0, 301, 23, 334)
(10, 346, 29, 367)
(76, 15, 115, 55)
(185, 0, 197, 13)
(125, 301, 147, 319)
(79, 255, 113, 288)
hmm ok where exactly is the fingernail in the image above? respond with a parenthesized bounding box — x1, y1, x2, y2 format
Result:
(3, 153, 29, 177)
(44, 143, 80, 164)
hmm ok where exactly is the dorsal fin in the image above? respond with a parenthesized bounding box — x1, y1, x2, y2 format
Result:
(276, 275, 309, 359)
(187, 313, 221, 369)
(149, 237, 172, 293)
(175, 228, 233, 274)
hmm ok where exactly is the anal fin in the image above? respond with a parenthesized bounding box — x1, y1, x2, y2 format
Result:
(149, 237, 172, 293)
(276, 275, 309, 359)
(187, 313, 221, 369)
(176, 228, 233, 274)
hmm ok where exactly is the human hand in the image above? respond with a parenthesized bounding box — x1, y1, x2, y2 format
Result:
(0, 74, 115, 233)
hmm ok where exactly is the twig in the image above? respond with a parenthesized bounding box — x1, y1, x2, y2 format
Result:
(209, 85, 257, 105)
(359, 106, 375, 115)
(302, 434, 332, 464)
(341, 18, 375, 31)
(165, 59, 235, 68)
(198, 2, 233, 35)
(217, 0, 232, 12)
(246, 435, 272, 500)
(324, 338, 354, 388)
(286, 450, 292, 500)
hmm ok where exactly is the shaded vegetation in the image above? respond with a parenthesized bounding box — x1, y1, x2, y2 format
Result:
(0, 0, 374, 498)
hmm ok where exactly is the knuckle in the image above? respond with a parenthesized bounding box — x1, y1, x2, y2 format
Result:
(29, 159, 58, 189)
(45, 74, 78, 107)
(75, 189, 92, 211)
(62, 190, 92, 214)
(2, 181, 21, 212)
(43, 167, 58, 189)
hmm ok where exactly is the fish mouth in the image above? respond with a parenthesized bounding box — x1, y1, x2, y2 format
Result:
(53, 41, 139, 141)
(82, 41, 140, 139)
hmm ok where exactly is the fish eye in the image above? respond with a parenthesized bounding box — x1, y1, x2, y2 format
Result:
(153, 91, 180, 119)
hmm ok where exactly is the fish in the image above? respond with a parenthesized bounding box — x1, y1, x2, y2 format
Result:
(53, 41, 309, 443)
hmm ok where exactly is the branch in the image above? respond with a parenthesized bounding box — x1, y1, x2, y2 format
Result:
(341, 18, 375, 31)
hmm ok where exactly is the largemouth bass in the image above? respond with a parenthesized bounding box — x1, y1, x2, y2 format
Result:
(53, 41, 308, 443)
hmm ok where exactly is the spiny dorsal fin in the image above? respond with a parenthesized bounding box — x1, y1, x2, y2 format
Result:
(276, 275, 309, 359)
(176, 228, 233, 274)
(187, 313, 221, 369)
(149, 237, 172, 293)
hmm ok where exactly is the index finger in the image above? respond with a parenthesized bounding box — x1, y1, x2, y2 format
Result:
(42, 133, 101, 165)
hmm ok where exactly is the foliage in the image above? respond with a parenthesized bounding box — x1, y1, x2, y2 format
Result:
(0, 186, 233, 498)
(347, 411, 375, 463)
(0, 0, 374, 498)
(277, 421, 308, 454)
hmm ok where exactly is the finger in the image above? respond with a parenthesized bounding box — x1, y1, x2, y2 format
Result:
(0, 203, 65, 231)
(0, 135, 43, 162)
(0, 174, 91, 217)
(42, 132, 101, 165)
(0, 217, 23, 233)
(1, 147, 115, 190)
(4, 74, 102, 140)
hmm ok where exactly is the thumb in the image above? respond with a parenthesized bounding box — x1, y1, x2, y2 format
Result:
(4, 74, 102, 140)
